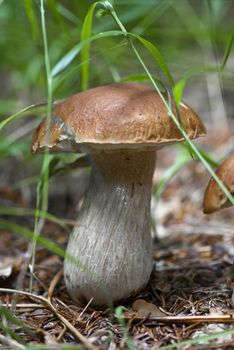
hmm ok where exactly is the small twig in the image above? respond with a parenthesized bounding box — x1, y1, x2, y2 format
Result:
(47, 268, 63, 302)
(30, 217, 46, 291)
(56, 324, 67, 342)
(0, 333, 25, 349)
(29, 269, 48, 291)
(1, 303, 45, 308)
(79, 297, 94, 318)
(0, 288, 99, 350)
(126, 314, 234, 325)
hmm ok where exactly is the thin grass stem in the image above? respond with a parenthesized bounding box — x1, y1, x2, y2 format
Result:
(29, 0, 54, 291)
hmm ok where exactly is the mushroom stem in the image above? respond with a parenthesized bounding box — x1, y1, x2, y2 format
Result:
(64, 149, 156, 306)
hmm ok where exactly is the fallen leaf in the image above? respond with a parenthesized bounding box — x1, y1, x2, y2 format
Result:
(132, 299, 165, 318)
(0, 255, 22, 279)
(0, 265, 12, 278)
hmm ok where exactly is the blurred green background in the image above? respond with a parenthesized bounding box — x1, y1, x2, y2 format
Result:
(0, 0, 233, 214)
(1, 0, 233, 110)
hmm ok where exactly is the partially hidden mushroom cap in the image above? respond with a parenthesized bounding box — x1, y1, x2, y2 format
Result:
(203, 155, 234, 214)
(32, 82, 206, 153)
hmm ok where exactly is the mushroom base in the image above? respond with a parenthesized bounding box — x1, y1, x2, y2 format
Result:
(64, 150, 156, 306)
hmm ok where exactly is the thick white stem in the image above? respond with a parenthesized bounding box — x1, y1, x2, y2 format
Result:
(64, 150, 156, 306)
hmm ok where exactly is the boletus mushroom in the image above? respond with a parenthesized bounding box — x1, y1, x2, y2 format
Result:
(32, 82, 206, 306)
(203, 155, 234, 214)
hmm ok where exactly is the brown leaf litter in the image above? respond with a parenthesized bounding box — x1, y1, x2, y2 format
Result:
(1, 133, 234, 349)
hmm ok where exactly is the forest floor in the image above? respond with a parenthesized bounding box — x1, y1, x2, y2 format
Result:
(0, 128, 234, 350)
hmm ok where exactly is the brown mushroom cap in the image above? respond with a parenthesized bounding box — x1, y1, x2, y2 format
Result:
(203, 155, 234, 214)
(32, 82, 206, 153)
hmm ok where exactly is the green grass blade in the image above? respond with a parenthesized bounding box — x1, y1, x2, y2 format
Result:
(80, 2, 99, 91)
(0, 103, 46, 132)
(173, 79, 186, 107)
(129, 33, 175, 86)
(115, 306, 135, 350)
(221, 25, 234, 70)
(173, 65, 222, 106)
(53, 40, 127, 91)
(51, 30, 124, 77)
(0, 320, 26, 345)
(155, 149, 192, 199)
(24, 0, 40, 41)
(0, 206, 69, 231)
(120, 73, 166, 92)
(0, 306, 35, 338)
(29, 0, 53, 291)
(0, 219, 66, 259)
(47, 0, 67, 32)
(79, 0, 117, 84)
(31, 155, 52, 286)
(121, 73, 158, 82)
(57, 3, 81, 25)
(182, 143, 218, 168)
(155, 145, 217, 200)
